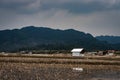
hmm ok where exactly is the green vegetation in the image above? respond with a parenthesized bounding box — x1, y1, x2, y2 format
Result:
(0, 26, 114, 52)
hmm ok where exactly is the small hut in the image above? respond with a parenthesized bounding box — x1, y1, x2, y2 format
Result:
(71, 48, 85, 56)
(107, 50, 115, 56)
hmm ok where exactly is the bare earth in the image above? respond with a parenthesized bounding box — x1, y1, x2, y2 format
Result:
(0, 54, 120, 80)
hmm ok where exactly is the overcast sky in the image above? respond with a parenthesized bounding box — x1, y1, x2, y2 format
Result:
(0, 0, 120, 36)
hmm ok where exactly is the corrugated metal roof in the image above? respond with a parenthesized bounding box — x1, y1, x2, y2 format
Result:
(71, 48, 84, 52)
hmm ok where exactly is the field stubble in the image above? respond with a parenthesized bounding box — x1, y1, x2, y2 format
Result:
(0, 54, 120, 80)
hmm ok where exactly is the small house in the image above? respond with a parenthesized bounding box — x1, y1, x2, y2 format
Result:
(107, 50, 115, 56)
(28, 51, 32, 54)
(71, 48, 85, 56)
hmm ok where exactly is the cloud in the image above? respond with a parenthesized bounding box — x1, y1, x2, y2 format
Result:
(40, 0, 120, 14)
(0, 0, 120, 14)
(0, 0, 120, 36)
(0, 0, 41, 14)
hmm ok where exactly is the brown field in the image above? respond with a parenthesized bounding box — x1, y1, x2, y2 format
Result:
(0, 53, 120, 80)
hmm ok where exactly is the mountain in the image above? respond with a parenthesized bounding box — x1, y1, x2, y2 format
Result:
(96, 36, 120, 44)
(0, 26, 112, 52)
(96, 36, 120, 50)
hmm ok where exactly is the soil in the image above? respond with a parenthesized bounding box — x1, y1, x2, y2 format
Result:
(0, 63, 120, 80)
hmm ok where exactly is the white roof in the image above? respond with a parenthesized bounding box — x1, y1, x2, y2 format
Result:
(71, 48, 84, 52)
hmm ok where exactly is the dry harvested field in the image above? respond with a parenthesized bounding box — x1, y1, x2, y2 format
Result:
(0, 53, 120, 80)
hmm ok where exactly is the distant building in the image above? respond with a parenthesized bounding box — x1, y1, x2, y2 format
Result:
(97, 50, 115, 56)
(28, 51, 32, 54)
(97, 51, 104, 55)
(87, 52, 97, 56)
(107, 50, 115, 56)
(71, 48, 85, 56)
(20, 51, 26, 54)
(1, 52, 5, 54)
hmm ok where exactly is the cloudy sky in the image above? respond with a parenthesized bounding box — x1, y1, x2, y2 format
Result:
(0, 0, 120, 36)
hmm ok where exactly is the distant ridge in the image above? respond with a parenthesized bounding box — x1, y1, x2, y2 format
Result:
(96, 36, 120, 44)
(0, 26, 118, 52)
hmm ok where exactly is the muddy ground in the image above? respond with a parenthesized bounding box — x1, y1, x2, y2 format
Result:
(0, 63, 120, 80)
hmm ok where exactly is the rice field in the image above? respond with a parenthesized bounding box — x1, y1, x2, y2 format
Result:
(0, 53, 120, 80)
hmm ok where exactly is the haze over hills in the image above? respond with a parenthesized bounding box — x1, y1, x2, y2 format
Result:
(96, 36, 120, 44)
(0, 26, 119, 52)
